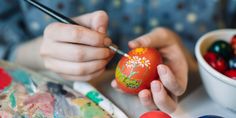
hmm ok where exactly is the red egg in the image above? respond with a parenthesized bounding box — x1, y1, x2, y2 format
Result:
(203, 52, 228, 73)
(224, 70, 236, 80)
(0, 67, 12, 91)
(115, 48, 162, 94)
(231, 35, 236, 55)
(203, 52, 217, 63)
(230, 35, 236, 46)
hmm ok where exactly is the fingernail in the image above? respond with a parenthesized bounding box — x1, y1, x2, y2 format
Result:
(129, 41, 140, 48)
(111, 80, 117, 88)
(104, 38, 112, 46)
(151, 81, 161, 92)
(157, 65, 167, 76)
(98, 27, 106, 34)
(138, 90, 150, 100)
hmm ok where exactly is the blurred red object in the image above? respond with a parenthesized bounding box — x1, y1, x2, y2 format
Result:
(140, 111, 171, 118)
(230, 35, 236, 55)
(224, 69, 236, 80)
(0, 67, 12, 90)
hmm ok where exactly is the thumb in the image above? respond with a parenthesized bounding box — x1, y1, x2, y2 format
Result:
(128, 28, 178, 49)
(73, 10, 109, 34)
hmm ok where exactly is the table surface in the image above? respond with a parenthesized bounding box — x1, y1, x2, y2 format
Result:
(42, 71, 236, 118)
(173, 87, 236, 118)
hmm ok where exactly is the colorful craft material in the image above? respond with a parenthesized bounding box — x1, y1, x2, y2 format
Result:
(0, 61, 112, 118)
(74, 81, 128, 118)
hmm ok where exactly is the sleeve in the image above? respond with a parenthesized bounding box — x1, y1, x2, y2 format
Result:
(0, 0, 30, 61)
(226, 0, 236, 28)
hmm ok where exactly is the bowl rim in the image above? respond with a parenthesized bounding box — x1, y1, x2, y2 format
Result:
(195, 29, 236, 87)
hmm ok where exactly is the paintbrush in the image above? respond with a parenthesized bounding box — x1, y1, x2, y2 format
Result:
(24, 0, 130, 58)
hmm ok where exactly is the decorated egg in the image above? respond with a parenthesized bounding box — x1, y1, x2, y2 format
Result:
(115, 48, 162, 94)
(203, 52, 228, 73)
(203, 52, 218, 64)
(208, 40, 232, 60)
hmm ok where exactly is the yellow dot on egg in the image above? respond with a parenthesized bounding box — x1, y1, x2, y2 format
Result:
(133, 48, 146, 55)
(141, 60, 145, 64)
(187, 12, 197, 23)
(128, 56, 132, 60)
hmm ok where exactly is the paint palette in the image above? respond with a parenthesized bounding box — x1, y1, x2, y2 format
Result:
(0, 61, 110, 118)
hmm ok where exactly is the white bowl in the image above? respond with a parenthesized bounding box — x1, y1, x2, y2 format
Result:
(195, 29, 236, 111)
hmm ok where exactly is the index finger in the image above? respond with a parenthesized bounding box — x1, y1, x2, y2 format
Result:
(129, 28, 180, 49)
(44, 22, 111, 47)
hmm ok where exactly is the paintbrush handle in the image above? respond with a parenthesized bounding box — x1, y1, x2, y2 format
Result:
(24, 0, 129, 57)
(24, 0, 78, 25)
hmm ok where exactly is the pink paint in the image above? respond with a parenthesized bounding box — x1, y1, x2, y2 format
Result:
(0, 111, 13, 118)
(24, 92, 54, 117)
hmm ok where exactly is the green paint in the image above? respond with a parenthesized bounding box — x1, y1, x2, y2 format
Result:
(33, 111, 47, 118)
(116, 67, 141, 88)
(127, 64, 137, 78)
(10, 70, 30, 84)
(9, 90, 16, 108)
(80, 102, 108, 118)
(86, 91, 103, 104)
(128, 71, 138, 78)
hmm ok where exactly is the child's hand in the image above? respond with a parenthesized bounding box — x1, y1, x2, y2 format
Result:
(111, 28, 188, 113)
(41, 11, 114, 81)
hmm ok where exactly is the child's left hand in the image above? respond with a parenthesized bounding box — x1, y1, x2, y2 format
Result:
(111, 28, 188, 113)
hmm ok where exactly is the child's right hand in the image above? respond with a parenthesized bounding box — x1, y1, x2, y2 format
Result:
(40, 11, 114, 81)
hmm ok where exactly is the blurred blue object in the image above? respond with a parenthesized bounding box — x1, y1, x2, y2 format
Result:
(199, 115, 224, 118)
